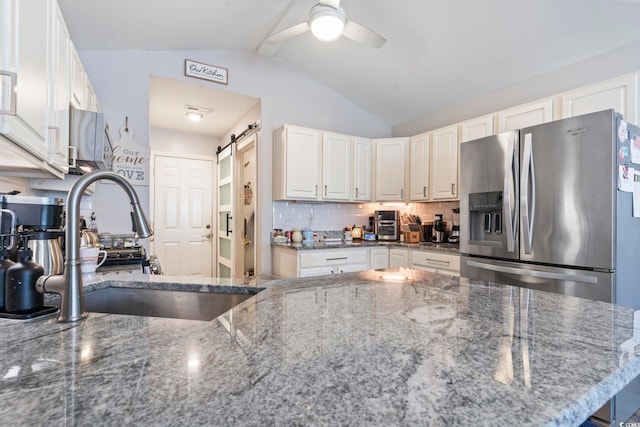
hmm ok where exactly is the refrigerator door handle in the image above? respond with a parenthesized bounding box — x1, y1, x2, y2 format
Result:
(466, 260, 598, 284)
(503, 134, 518, 252)
(521, 133, 535, 254)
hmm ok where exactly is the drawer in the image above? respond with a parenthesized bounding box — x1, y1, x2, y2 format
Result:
(300, 249, 369, 268)
(411, 250, 460, 272)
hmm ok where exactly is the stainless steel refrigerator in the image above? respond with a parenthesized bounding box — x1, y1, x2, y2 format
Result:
(460, 109, 640, 424)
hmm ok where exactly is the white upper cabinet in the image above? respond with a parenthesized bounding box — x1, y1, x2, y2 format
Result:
(352, 137, 372, 201)
(430, 125, 459, 200)
(69, 42, 85, 109)
(497, 99, 554, 132)
(375, 138, 407, 201)
(561, 73, 638, 123)
(322, 132, 351, 201)
(409, 132, 430, 201)
(0, 0, 49, 160)
(47, 2, 70, 173)
(273, 125, 322, 200)
(460, 114, 494, 142)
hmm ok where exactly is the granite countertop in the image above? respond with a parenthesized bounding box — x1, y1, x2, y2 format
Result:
(0, 269, 639, 426)
(272, 240, 460, 253)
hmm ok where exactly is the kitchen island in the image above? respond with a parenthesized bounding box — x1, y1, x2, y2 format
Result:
(0, 270, 638, 426)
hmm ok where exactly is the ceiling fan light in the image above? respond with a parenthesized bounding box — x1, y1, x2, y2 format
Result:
(309, 6, 345, 42)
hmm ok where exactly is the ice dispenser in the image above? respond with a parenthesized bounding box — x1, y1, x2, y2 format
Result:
(468, 191, 504, 241)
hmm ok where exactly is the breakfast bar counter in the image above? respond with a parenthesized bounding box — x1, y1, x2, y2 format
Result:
(0, 270, 638, 426)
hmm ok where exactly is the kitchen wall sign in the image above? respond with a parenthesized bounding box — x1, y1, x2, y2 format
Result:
(184, 59, 228, 85)
(109, 121, 150, 186)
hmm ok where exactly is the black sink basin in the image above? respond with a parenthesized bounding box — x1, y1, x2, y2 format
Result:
(83, 287, 259, 321)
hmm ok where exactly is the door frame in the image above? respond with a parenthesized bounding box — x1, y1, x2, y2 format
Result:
(149, 150, 217, 272)
(235, 132, 259, 278)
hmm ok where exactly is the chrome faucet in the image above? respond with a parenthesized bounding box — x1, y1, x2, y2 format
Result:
(36, 171, 153, 322)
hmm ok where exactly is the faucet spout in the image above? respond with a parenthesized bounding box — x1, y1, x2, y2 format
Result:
(37, 171, 154, 323)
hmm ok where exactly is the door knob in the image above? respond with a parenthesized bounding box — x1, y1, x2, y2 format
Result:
(202, 233, 212, 239)
(206, 224, 211, 229)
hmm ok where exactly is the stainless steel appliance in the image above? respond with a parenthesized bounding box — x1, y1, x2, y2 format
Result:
(459, 109, 640, 424)
(374, 210, 399, 240)
(1, 196, 64, 275)
(432, 214, 447, 243)
(449, 208, 460, 243)
(69, 106, 114, 174)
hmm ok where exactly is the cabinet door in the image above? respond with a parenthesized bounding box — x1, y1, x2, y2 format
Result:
(498, 99, 553, 132)
(430, 125, 459, 200)
(69, 42, 85, 109)
(561, 74, 638, 123)
(411, 250, 460, 276)
(409, 132, 430, 201)
(0, 0, 49, 160)
(375, 138, 407, 201)
(285, 125, 321, 200)
(369, 248, 389, 269)
(389, 249, 409, 268)
(47, 2, 70, 172)
(322, 132, 351, 201)
(460, 115, 494, 143)
(335, 262, 369, 274)
(352, 137, 372, 201)
(299, 266, 335, 277)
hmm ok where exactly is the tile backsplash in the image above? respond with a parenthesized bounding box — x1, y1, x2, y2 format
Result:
(273, 200, 460, 232)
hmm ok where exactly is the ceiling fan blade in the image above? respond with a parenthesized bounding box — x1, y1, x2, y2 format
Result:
(319, 0, 341, 8)
(264, 22, 310, 44)
(342, 20, 386, 48)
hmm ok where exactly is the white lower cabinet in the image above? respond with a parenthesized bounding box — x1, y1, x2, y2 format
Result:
(369, 247, 389, 269)
(299, 249, 369, 277)
(411, 250, 460, 276)
(273, 246, 372, 278)
(389, 248, 409, 268)
(273, 245, 461, 278)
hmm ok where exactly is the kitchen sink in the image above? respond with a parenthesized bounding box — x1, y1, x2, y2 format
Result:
(83, 287, 259, 321)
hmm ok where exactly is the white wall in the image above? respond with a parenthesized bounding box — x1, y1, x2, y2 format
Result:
(393, 40, 640, 136)
(151, 128, 220, 156)
(78, 49, 391, 274)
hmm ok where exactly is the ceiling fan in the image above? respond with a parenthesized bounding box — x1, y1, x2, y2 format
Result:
(263, 0, 386, 48)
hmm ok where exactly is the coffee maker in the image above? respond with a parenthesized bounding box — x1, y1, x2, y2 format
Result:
(432, 214, 447, 243)
(1, 195, 64, 275)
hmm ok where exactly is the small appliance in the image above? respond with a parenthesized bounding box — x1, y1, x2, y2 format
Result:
(448, 208, 460, 243)
(1, 195, 64, 275)
(432, 214, 447, 243)
(374, 210, 399, 241)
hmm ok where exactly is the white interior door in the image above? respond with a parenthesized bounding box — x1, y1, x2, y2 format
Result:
(152, 155, 214, 276)
(217, 145, 234, 278)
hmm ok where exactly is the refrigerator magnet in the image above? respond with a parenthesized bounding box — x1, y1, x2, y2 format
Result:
(619, 164, 635, 192)
(631, 134, 640, 164)
(619, 146, 629, 160)
(619, 120, 629, 143)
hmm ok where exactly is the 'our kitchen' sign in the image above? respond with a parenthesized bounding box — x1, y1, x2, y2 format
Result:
(185, 59, 228, 85)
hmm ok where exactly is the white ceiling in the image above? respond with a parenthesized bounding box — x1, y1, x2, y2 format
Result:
(149, 76, 259, 138)
(59, 0, 640, 133)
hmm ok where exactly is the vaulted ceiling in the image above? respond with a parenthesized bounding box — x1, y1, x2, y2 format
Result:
(58, 0, 640, 134)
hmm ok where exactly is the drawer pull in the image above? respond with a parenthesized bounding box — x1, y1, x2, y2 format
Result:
(426, 258, 450, 266)
(326, 257, 348, 261)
